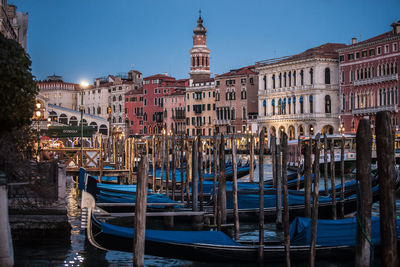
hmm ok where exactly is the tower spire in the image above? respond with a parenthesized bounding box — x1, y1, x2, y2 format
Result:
(190, 11, 210, 81)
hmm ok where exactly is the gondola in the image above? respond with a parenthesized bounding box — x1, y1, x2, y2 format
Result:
(85, 204, 399, 263)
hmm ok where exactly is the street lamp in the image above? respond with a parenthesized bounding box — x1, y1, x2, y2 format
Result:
(339, 123, 345, 136)
(34, 102, 42, 160)
(80, 81, 89, 166)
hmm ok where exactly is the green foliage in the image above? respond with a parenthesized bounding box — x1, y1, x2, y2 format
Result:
(0, 33, 38, 133)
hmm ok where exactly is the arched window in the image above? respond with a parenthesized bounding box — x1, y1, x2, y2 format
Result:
(283, 72, 287, 87)
(113, 95, 116, 101)
(272, 74, 276, 89)
(97, 106, 101, 114)
(112, 117, 116, 123)
(119, 104, 122, 112)
(300, 96, 304, 114)
(325, 95, 331, 113)
(342, 94, 346, 111)
(263, 75, 267, 90)
(92, 107, 95, 114)
(118, 117, 122, 123)
(192, 57, 195, 67)
(197, 56, 199, 66)
(263, 100, 267, 116)
(119, 95, 122, 101)
(325, 68, 331, 84)
(87, 107, 90, 114)
(309, 95, 313, 113)
(309, 68, 314, 85)
(272, 99, 275, 115)
(279, 73, 282, 88)
(300, 70, 304, 85)
(293, 71, 297, 86)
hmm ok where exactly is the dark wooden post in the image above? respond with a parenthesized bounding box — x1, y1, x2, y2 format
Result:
(296, 135, 301, 191)
(340, 135, 345, 218)
(217, 134, 227, 228)
(276, 138, 282, 229)
(133, 155, 148, 267)
(185, 139, 191, 203)
(304, 140, 312, 218)
(172, 135, 176, 201)
(281, 132, 291, 267)
(198, 135, 204, 211)
(166, 136, 170, 196)
(323, 134, 329, 195)
(250, 134, 254, 182)
(160, 135, 165, 193)
(192, 137, 199, 212)
(271, 134, 277, 189)
(258, 128, 265, 264)
(180, 135, 184, 202)
(232, 136, 239, 240)
(310, 134, 321, 267)
(213, 133, 218, 226)
(376, 111, 398, 267)
(330, 139, 337, 220)
(355, 119, 373, 267)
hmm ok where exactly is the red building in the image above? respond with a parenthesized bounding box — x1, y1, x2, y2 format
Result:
(125, 87, 144, 136)
(125, 74, 189, 136)
(338, 21, 400, 134)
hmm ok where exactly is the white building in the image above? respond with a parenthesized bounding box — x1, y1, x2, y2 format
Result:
(256, 43, 346, 141)
(37, 75, 78, 110)
(82, 70, 142, 136)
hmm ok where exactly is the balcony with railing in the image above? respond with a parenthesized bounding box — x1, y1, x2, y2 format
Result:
(352, 105, 398, 115)
(257, 113, 336, 122)
(214, 119, 230, 125)
(353, 74, 398, 86)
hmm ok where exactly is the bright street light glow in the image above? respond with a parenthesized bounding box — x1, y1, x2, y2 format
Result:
(80, 81, 89, 88)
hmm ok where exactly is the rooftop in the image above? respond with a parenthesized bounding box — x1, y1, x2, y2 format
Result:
(256, 43, 346, 67)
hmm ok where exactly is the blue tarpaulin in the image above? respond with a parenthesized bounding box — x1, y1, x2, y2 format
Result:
(290, 216, 400, 246)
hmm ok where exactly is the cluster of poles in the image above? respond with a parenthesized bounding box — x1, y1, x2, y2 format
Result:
(91, 112, 397, 267)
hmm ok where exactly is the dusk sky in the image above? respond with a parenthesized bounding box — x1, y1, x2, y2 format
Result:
(10, 0, 400, 84)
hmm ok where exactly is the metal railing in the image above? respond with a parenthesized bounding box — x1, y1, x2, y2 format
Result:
(352, 105, 398, 115)
(353, 74, 398, 86)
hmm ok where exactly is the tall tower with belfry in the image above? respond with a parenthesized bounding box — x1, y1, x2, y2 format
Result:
(189, 10, 211, 81)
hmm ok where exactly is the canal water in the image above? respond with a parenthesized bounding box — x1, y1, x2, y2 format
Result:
(13, 156, 398, 266)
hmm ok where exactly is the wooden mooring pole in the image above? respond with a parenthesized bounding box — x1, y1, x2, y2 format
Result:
(180, 135, 184, 202)
(172, 135, 176, 201)
(198, 135, 204, 211)
(281, 132, 291, 267)
(133, 155, 148, 267)
(250, 134, 254, 182)
(376, 111, 398, 267)
(304, 140, 312, 218)
(340, 135, 345, 218)
(217, 134, 227, 229)
(323, 134, 329, 195)
(271, 134, 277, 189)
(166, 136, 170, 196)
(355, 119, 373, 267)
(296, 135, 301, 191)
(213, 133, 218, 226)
(310, 134, 320, 267)
(258, 128, 265, 264)
(232, 136, 239, 240)
(330, 139, 337, 220)
(276, 137, 282, 229)
(192, 137, 199, 212)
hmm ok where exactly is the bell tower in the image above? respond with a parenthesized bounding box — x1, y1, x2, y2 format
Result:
(189, 10, 211, 81)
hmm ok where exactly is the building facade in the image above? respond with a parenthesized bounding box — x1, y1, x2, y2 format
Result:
(186, 78, 216, 136)
(338, 21, 400, 134)
(125, 87, 144, 136)
(256, 43, 345, 141)
(214, 66, 259, 134)
(37, 75, 79, 110)
(164, 89, 186, 135)
(82, 70, 142, 136)
(0, 1, 28, 49)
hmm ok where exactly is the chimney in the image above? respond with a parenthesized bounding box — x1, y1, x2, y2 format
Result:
(352, 37, 357, 44)
(391, 20, 400, 34)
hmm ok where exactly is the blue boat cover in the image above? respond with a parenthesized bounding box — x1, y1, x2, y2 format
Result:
(101, 221, 241, 246)
(98, 192, 178, 205)
(290, 216, 400, 246)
